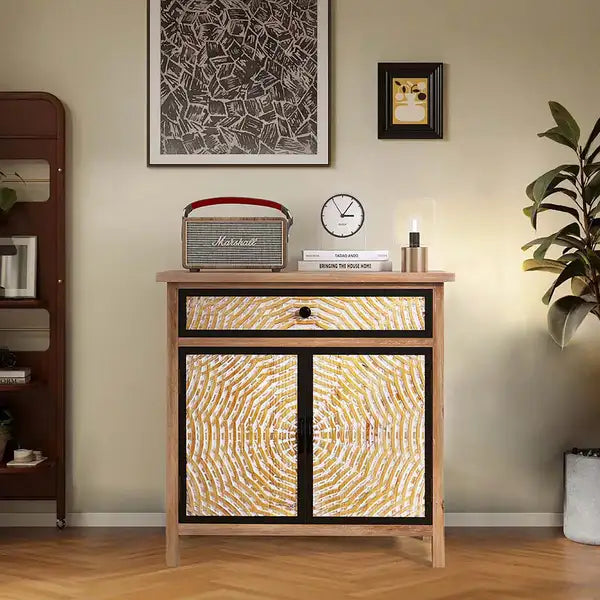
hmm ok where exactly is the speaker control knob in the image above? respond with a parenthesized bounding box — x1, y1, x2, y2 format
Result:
(298, 306, 312, 319)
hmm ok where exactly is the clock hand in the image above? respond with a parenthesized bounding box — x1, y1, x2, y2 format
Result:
(332, 199, 344, 215)
(341, 201, 354, 217)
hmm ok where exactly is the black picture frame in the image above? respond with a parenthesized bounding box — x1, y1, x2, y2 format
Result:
(378, 62, 443, 140)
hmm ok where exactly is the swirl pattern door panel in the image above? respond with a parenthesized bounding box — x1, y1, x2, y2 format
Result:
(183, 292, 430, 336)
(312, 353, 427, 519)
(184, 353, 298, 518)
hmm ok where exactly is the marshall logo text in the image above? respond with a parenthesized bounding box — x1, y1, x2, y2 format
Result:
(212, 236, 259, 248)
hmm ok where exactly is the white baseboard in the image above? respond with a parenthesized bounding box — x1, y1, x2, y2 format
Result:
(445, 512, 562, 527)
(0, 512, 166, 527)
(0, 512, 562, 528)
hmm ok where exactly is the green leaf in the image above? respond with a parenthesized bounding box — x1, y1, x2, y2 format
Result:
(542, 259, 587, 305)
(527, 165, 579, 227)
(589, 146, 600, 164)
(526, 171, 577, 203)
(587, 250, 600, 273)
(531, 165, 579, 202)
(547, 295, 597, 347)
(0, 187, 17, 213)
(583, 163, 600, 178)
(523, 259, 565, 274)
(559, 252, 582, 263)
(584, 171, 600, 204)
(571, 276, 593, 296)
(538, 126, 577, 150)
(523, 223, 580, 259)
(548, 101, 580, 147)
(523, 202, 579, 222)
(523, 235, 580, 253)
(560, 235, 586, 251)
(583, 116, 600, 159)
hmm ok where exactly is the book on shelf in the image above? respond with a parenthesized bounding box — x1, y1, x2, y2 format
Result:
(297, 260, 393, 272)
(0, 376, 31, 385)
(0, 368, 31, 378)
(302, 250, 389, 261)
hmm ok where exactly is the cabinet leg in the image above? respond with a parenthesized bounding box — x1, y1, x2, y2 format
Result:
(431, 531, 445, 568)
(166, 527, 180, 568)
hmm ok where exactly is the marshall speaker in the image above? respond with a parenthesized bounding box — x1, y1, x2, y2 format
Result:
(182, 197, 293, 272)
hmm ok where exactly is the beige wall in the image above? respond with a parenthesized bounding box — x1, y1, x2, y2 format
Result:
(1, 0, 600, 514)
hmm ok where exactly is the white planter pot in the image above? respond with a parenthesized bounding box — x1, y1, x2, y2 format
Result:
(564, 452, 600, 545)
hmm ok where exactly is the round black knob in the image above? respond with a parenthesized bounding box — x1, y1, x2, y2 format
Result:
(298, 306, 312, 319)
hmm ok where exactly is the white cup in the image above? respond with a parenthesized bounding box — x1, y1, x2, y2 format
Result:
(14, 449, 33, 463)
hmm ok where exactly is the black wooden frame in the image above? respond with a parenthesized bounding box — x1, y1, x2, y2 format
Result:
(178, 346, 433, 525)
(378, 62, 444, 140)
(178, 288, 433, 338)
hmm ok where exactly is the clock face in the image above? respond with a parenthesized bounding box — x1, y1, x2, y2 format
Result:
(320, 194, 365, 238)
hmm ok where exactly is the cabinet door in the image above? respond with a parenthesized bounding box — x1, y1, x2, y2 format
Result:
(182, 351, 299, 520)
(311, 351, 431, 521)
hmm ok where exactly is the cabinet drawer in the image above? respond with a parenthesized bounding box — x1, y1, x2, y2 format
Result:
(179, 289, 432, 337)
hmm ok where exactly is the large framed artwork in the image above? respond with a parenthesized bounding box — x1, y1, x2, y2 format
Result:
(378, 63, 443, 140)
(148, 0, 330, 166)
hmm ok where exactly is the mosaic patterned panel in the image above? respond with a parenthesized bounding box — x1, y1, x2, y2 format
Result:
(312, 354, 426, 518)
(185, 353, 298, 517)
(186, 296, 426, 331)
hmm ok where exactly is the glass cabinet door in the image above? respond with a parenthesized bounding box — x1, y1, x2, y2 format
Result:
(183, 352, 299, 519)
(311, 352, 429, 520)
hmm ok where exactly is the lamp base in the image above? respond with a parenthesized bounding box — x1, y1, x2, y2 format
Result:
(401, 247, 428, 273)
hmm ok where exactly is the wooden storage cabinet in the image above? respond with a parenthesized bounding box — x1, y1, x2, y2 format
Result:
(182, 351, 299, 520)
(181, 349, 431, 524)
(158, 271, 454, 568)
(181, 290, 432, 336)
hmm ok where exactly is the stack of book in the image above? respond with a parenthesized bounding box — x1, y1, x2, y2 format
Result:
(298, 250, 392, 272)
(0, 368, 31, 385)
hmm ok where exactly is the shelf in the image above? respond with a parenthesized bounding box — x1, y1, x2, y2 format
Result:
(0, 299, 45, 309)
(0, 381, 42, 393)
(0, 459, 55, 475)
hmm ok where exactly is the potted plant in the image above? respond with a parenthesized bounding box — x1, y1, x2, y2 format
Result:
(0, 170, 20, 223)
(0, 408, 13, 463)
(523, 101, 600, 544)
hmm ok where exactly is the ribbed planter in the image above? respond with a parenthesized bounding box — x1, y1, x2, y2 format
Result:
(564, 452, 600, 545)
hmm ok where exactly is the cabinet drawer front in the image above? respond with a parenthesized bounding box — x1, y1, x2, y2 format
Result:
(312, 352, 431, 520)
(183, 352, 299, 519)
(181, 290, 431, 336)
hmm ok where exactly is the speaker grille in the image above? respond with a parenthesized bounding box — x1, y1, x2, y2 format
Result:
(185, 221, 285, 268)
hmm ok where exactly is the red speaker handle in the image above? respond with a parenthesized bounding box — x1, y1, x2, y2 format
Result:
(183, 197, 293, 227)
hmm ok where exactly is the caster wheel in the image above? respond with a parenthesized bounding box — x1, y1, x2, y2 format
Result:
(56, 519, 66, 530)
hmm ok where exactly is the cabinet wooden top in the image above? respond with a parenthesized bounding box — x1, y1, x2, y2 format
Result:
(156, 270, 455, 284)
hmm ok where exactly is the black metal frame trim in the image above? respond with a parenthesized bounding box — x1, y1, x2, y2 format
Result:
(178, 289, 433, 338)
(178, 346, 433, 526)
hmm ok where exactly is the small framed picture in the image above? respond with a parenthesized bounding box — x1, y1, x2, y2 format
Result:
(0, 236, 37, 298)
(378, 62, 443, 139)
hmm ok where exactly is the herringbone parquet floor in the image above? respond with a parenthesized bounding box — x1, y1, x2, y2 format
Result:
(1, 528, 599, 600)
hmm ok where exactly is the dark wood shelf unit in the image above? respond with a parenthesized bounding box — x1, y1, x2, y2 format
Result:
(0, 299, 46, 309)
(0, 381, 42, 393)
(0, 93, 66, 526)
(0, 459, 55, 475)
